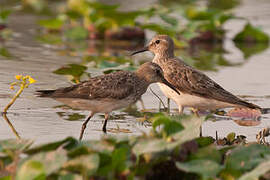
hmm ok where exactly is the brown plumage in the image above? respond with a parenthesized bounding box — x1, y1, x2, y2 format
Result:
(36, 62, 179, 140)
(132, 35, 261, 114)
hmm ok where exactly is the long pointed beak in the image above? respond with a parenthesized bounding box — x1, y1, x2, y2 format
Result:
(131, 46, 149, 56)
(160, 77, 180, 95)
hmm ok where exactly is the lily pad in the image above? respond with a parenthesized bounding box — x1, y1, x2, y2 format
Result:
(132, 138, 178, 157)
(17, 149, 67, 179)
(63, 153, 99, 176)
(25, 137, 77, 155)
(0, 9, 12, 24)
(235, 41, 269, 59)
(234, 23, 269, 43)
(152, 114, 184, 137)
(38, 18, 63, 30)
(53, 64, 87, 83)
(189, 144, 222, 163)
(64, 27, 88, 40)
(238, 157, 270, 180)
(225, 144, 270, 176)
(176, 159, 223, 179)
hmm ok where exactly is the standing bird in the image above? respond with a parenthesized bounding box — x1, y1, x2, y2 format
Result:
(36, 62, 179, 140)
(132, 35, 261, 114)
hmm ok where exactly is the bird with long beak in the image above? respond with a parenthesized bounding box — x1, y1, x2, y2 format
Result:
(36, 62, 180, 140)
(132, 35, 261, 114)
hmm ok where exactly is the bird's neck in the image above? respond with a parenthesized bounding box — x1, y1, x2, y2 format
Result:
(153, 52, 174, 64)
(134, 71, 151, 87)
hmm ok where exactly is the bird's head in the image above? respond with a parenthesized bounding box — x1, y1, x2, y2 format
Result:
(131, 35, 175, 57)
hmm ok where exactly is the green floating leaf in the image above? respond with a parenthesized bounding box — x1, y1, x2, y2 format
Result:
(160, 14, 178, 26)
(67, 113, 85, 121)
(0, 176, 12, 180)
(225, 144, 270, 176)
(0, 9, 12, 23)
(208, 0, 240, 10)
(176, 159, 223, 179)
(17, 149, 67, 179)
(189, 144, 222, 163)
(195, 137, 215, 147)
(234, 23, 269, 43)
(0, 47, 12, 58)
(16, 160, 45, 180)
(112, 146, 130, 173)
(132, 138, 178, 157)
(238, 157, 270, 180)
(235, 42, 269, 59)
(36, 33, 63, 45)
(98, 61, 135, 74)
(23, 0, 47, 12)
(63, 154, 99, 176)
(53, 64, 87, 82)
(38, 18, 64, 30)
(152, 114, 184, 137)
(64, 27, 88, 40)
(25, 137, 77, 155)
(171, 115, 203, 142)
(98, 61, 120, 69)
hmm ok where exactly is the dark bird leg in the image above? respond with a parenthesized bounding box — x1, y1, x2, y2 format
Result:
(167, 98, 170, 113)
(102, 113, 109, 133)
(79, 112, 94, 140)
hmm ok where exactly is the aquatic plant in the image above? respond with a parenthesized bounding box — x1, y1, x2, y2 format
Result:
(4, 75, 36, 113)
(1, 113, 270, 179)
(1, 75, 36, 140)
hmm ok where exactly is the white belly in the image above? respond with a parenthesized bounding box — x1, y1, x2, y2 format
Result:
(158, 83, 236, 111)
(56, 97, 135, 113)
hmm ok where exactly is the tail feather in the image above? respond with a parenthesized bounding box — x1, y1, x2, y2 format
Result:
(261, 108, 270, 114)
(35, 90, 56, 97)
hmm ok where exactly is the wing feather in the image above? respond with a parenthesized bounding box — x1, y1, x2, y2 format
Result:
(162, 58, 260, 109)
(49, 71, 136, 100)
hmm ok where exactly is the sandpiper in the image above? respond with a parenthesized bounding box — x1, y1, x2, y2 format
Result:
(132, 35, 261, 114)
(36, 62, 179, 140)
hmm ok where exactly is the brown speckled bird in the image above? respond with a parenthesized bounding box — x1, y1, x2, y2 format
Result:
(132, 35, 261, 114)
(36, 62, 179, 140)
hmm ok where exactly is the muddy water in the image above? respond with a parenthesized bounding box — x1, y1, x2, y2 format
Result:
(0, 0, 270, 143)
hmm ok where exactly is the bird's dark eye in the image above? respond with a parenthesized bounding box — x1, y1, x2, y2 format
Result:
(155, 69, 161, 75)
(155, 40, 160, 44)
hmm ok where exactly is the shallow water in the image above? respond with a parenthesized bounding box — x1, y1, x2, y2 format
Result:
(0, 0, 270, 143)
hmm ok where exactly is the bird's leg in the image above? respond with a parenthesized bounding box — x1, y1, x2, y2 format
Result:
(199, 126, 202, 137)
(191, 108, 202, 137)
(167, 98, 170, 113)
(102, 113, 109, 133)
(139, 98, 146, 110)
(79, 112, 94, 141)
(178, 105, 183, 114)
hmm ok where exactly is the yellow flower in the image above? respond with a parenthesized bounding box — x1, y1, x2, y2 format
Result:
(10, 86, 14, 90)
(28, 76, 36, 84)
(15, 75, 22, 80)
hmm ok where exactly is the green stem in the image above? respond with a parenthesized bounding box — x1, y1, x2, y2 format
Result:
(3, 84, 25, 113)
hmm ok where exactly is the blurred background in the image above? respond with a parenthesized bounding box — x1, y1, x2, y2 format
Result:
(0, 0, 270, 143)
